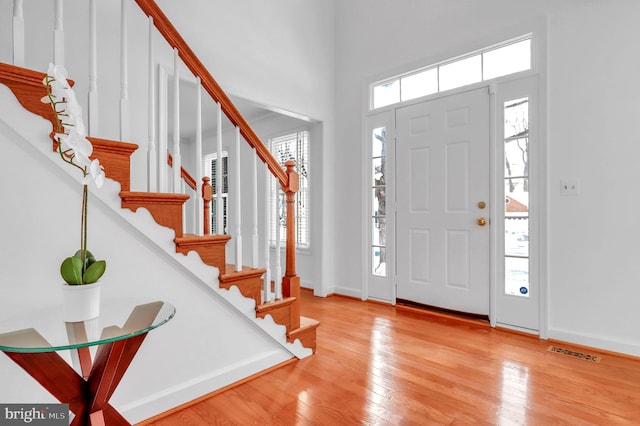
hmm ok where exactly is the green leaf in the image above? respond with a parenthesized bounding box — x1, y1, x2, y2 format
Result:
(83, 260, 106, 284)
(61, 256, 83, 285)
(74, 250, 96, 268)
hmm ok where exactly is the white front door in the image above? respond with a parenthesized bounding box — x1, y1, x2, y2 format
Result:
(396, 87, 490, 315)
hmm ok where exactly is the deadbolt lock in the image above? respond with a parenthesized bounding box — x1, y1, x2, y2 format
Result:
(477, 201, 486, 209)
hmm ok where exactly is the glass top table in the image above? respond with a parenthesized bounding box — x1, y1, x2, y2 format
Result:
(0, 298, 175, 426)
(0, 299, 175, 353)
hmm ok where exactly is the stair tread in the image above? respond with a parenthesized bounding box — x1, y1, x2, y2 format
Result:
(89, 136, 138, 152)
(120, 191, 190, 200)
(256, 296, 296, 312)
(175, 234, 231, 243)
(220, 264, 267, 280)
(289, 316, 320, 336)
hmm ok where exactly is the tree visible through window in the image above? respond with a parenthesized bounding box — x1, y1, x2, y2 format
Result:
(372, 127, 387, 276)
(504, 98, 529, 297)
(269, 130, 310, 249)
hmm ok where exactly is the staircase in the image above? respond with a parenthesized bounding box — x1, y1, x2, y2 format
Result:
(0, 0, 318, 356)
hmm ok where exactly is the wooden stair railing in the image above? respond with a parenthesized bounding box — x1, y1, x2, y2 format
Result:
(133, 0, 286, 185)
(167, 152, 196, 191)
(134, 0, 302, 318)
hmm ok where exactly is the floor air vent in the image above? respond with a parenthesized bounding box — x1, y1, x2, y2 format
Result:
(547, 345, 602, 363)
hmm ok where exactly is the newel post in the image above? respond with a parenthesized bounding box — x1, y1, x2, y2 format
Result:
(282, 160, 300, 329)
(202, 177, 212, 235)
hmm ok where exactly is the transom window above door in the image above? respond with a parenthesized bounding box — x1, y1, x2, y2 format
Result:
(370, 36, 531, 109)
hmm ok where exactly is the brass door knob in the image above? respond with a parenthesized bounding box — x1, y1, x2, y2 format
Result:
(476, 217, 488, 227)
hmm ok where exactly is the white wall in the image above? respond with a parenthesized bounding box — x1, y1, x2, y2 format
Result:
(546, 1, 640, 355)
(333, 0, 640, 356)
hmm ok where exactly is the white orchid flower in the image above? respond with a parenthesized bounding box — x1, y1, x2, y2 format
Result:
(64, 96, 84, 130)
(45, 63, 71, 101)
(85, 159, 106, 188)
(56, 129, 93, 157)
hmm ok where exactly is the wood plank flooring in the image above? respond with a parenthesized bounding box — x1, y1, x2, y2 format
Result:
(141, 290, 640, 425)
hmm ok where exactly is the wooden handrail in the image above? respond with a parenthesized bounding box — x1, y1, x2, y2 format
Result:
(167, 152, 196, 191)
(134, 0, 287, 187)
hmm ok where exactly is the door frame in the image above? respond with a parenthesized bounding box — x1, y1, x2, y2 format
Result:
(363, 74, 547, 336)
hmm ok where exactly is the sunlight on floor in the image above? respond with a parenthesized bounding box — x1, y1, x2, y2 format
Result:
(497, 360, 530, 425)
(366, 317, 397, 421)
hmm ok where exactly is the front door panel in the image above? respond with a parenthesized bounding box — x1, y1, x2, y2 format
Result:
(396, 87, 490, 315)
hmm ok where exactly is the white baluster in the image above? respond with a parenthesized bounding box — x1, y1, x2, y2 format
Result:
(195, 78, 203, 236)
(147, 17, 157, 192)
(263, 163, 271, 303)
(12, 0, 25, 67)
(274, 187, 282, 300)
(172, 48, 181, 193)
(119, 0, 129, 141)
(252, 152, 259, 268)
(88, 0, 99, 135)
(53, 0, 64, 67)
(234, 126, 243, 271)
(157, 66, 168, 192)
(216, 102, 223, 234)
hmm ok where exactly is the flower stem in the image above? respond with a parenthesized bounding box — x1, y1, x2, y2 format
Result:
(81, 184, 88, 283)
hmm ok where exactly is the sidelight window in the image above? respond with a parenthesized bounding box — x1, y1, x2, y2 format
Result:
(371, 126, 387, 277)
(504, 97, 530, 297)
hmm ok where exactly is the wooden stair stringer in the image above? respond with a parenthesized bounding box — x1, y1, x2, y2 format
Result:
(219, 264, 266, 308)
(175, 234, 231, 273)
(0, 63, 56, 129)
(120, 191, 189, 238)
(221, 265, 318, 354)
(256, 297, 296, 333)
(287, 316, 320, 354)
(89, 137, 138, 192)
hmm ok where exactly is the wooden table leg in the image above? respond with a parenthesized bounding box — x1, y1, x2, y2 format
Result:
(3, 332, 149, 426)
(86, 333, 148, 426)
(4, 350, 89, 422)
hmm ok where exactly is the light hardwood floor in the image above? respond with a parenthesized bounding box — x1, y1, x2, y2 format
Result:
(142, 290, 640, 425)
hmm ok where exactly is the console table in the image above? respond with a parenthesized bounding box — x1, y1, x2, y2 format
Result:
(0, 299, 175, 426)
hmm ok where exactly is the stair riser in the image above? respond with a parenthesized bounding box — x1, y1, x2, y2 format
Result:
(256, 305, 291, 333)
(219, 276, 262, 307)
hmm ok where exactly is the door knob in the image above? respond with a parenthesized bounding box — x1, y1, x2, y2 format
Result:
(476, 217, 488, 227)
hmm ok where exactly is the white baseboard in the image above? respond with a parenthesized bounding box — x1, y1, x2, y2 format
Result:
(117, 349, 292, 424)
(331, 286, 363, 299)
(548, 327, 640, 358)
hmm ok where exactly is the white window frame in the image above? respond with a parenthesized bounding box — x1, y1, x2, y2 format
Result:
(204, 151, 229, 235)
(268, 129, 311, 250)
(370, 35, 532, 110)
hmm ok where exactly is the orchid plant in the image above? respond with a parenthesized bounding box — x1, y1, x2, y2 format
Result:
(44, 63, 107, 285)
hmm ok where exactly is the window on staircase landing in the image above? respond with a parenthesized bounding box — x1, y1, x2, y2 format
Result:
(206, 152, 229, 235)
(268, 130, 310, 250)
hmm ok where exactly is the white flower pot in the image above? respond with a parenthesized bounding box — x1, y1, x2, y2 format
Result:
(62, 282, 101, 322)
